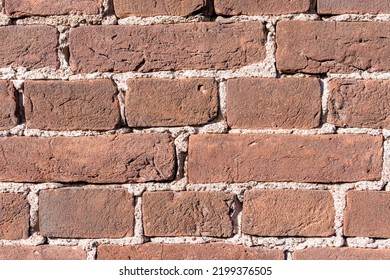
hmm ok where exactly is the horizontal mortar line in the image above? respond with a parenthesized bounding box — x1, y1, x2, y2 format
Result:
(0, 181, 385, 193)
(5, 69, 390, 82)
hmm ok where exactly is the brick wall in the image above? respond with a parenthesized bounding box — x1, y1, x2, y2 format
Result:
(0, 0, 389, 260)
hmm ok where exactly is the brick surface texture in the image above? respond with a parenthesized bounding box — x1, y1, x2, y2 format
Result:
(97, 244, 284, 260)
(5, 0, 103, 18)
(0, 0, 389, 261)
(39, 189, 134, 238)
(126, 78, 218, 127)
(24, 80, 120, 130)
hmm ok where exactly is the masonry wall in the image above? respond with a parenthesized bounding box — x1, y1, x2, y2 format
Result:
(0, 0, 390, 260)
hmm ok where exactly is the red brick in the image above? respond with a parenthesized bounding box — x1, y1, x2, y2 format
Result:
(39, 189, 134, 239)
(215, 0, 310, 15)
(294, 247, 390, 260)
(69, 22, 266, 73)
(0, 134, 175, 183)
(276, 21, 390, 74)
(344, 191, 390, 238)
(4, 0, 103, 18)
(226, 78, 321, 129)
(0, 245, 86, 260)
(126, 78, 218, 127)
(24, 80, 121, 131)
(242, 190, 335, 237)
(328, 79, 390, 129)
(0, 193, 29, 240)
(318, 0, 390, 15)
(97, 243, 284, 260)
(0, 26, 58, 70)
(0, 81, 18, 130)
(188, 134, 382, 183)
(142, 192, 234, 237)
(113, 0, 205, 17)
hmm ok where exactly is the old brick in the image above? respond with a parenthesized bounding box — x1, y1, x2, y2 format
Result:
(0, 134, 175, 183)
(276, 21, 390, 74)
(215, 0, 310, 15)
(294, 247, 390, 260)
(344, 191, 390, 238)
(0, 193, 29, 240)
(142, 192, 234, 237)
(69, 22, 266, 73)
(0, 26, 58, 70)
(97, 243, 284, 260)
(188, 134, 382, 183)
(226, 78, 321, 129)
(4, 0, 102, 18)
(24, 80, 121, 131)
(242, 190, 335, 237)
(39, 189, 134, 239)
(0, 245, 86, 260)
(0, 81, 18, 129)
(328, 79, 390, 129)
(113, 0, 205, 17)
(126, 78, 218, 127)
(318, 0, 390, 15)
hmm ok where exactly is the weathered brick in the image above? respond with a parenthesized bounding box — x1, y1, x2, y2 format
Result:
(24, 80, 121, 131)
(276, 21, 390, 74)
(126, 78, 218, 127)
(143, 192, 234, 237)
(242, 190, 335, 237)
(0, 134, 175, 183)
(188, 134, 382, 183)
(0, 245, 86, 260)
(0, 81, 18, 129)
(215, 0, 310, 15)
(226, 78, 321, 129)
(294, 247, 390, 260)
(4, 0, 103, 18)
(97, 243, 284, 260)
(0, 26, 58, 70)
(113, 0, 205, 17)
(328, 79, 390, 129)
(344, 191, 390, 238)
(39, 189, 134, 239)
(0, 193, 29, 240)
(69, 22, 266, 73)
(318, 0, 390, 15)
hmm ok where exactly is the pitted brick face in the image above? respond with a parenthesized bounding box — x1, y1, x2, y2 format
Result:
(0, 194, 30, 240)
(0, 81, 18, 130)
(113, 0, 205, 17)
(4, 0, 103, 18)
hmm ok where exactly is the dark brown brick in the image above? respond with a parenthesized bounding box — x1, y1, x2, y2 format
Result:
(328, 79, 390, 129)
(0, 26, 58, 70)
(318, 0, 390, 15)
(294, 247, 390, 260)
(0, 134, 176, 183)
(188, 134, 382, 183)
(142, 192, 234, 237)
(113, 0, 205, 17)
(226, 78, 321, 129)
(69, 22, 266, 73)
(215, 0, 310, 15)
(97, 243, 284, 260)
(126, 78, 218, 127)
(344, 191, 390, 238)
(4, 0, 103, 18)
(0, 81, 18, 129)
(242, 190, 335, 237)
(0, 193, 29, 240)
(39, 189, 134, 239)
(276, 21, 390, 74)
(0, 245, 86, 260)
(24, 80, 121, 131)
